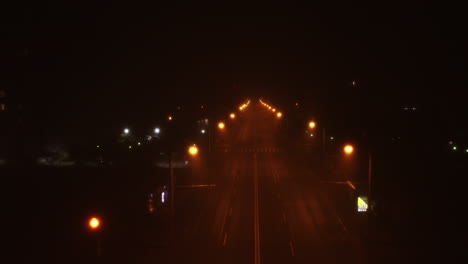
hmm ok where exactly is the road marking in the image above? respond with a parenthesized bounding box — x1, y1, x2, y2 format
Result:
(337, 216, 349, 234)
(223, 232, 228, 247)
(176, 184, 216, 188)
(220, 206, 229, 240)
(289, 241, 296, 257)
(254, 153, 261, 264)
(272, 167, 279, 184)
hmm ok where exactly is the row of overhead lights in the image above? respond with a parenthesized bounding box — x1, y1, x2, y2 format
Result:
(259, 99, 282, 118)
(239, 99, 251, 111)
(217, 99, 251, 130)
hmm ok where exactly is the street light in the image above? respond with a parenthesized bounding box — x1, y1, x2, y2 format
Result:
(88, 216, 102, 256)
(123, 128, 130, 134)
(188, 145, 199, 156)
(276, 112, 282, 118)
(218, 122, 225, 130)
(154, 128, 160, 134)
(308, 121, 316, 129)
(168, 115, 173, 121)
(88, 217, 101, 230)
(343, 144, 354, 155)
(230, 113, 235, 119)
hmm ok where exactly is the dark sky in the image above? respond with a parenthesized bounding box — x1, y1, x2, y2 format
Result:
(2, 2, 467, 133)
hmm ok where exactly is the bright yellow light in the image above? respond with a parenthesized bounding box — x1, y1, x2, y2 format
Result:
(268, 106, 272, 110)
(308, 121, 316, 129)
(357, 196, 368, 212)
(230, 113, 235, 119)
(89, 217, 100, 230)
(188, 145, 198, 156)
(344, 144, 354, 155)
(218, 122, 225, 129)
(168, 115, 173, 121)
(276, 112, 282, 118)
(239, 106, 244, 111)
(272, 108, 276, 112)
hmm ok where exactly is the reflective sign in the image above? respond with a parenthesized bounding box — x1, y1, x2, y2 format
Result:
(357, 196, 368, 212)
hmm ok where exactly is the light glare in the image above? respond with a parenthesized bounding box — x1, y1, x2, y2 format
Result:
(89, 217, 100, 230)
(344, 144, 354, 155)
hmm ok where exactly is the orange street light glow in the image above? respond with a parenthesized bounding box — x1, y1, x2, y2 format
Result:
(276, 112, 282, 118)
(218, 122, 225, 129)
(168, 115, 173, 121)
(309, 121, 316, 129)
(188, 145, 198, 156)
(344, 144, 354, 155)
(272, 109, 276, 112)
(230, 113, 235, 119)
(89, 217, 100, 230)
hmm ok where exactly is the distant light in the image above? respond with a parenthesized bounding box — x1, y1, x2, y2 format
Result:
(161, 192, 166, 203)
(96, 145, 100, 148)
(404, 107, 409, 111)
(308, 121, 316, 129)
(177, 106, 181, 110)
(452, 146, 457, 151)
(88, 217, 100, 230)
(218, 122, 225, 130)
(188, 145, 198, 156)
(344, 144, 354, 155)
(155, 128, 160, 134)
(239, 106, 244, 111)
(448, 141, 453, 145)
(201, 105, 204, 109)
(310, 133, 314, 137)
(124, 128, 130, 134)
(129, 145, 132, 149)
(466, 149, 468, 153)
(295, 102, 299, 106)
(276, 112, 282, 118)
(352, 81, 357, 87)
(272, 109, 276, 112)
(168, 115, 173, 121)
(412, 107, 416, 111)
(330, 136, 334, 140)
(230, 113, 235, 119)
(201, 129, 206, 134)
(137, 142, 141, 146)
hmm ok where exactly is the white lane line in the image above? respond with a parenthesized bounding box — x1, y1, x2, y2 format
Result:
(223, 232, 228, 247)
(219, 206, 229, 241)
(337, 216, 349, 234)
(289, 241, 296, 257)
(254, 153, 261, 264)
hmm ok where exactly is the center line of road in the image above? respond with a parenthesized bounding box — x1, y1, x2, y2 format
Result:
(254, 153, 261, 264)
(289, 241, 296, 257)
(223, 232, 228, 247)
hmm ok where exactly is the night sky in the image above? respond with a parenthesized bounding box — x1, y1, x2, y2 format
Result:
(3, 2, 467, 136)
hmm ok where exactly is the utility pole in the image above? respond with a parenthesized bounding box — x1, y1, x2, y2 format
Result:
(170, 152, 175, 245)
(322, 127, 326, 157)
(368, 152, 373, 212)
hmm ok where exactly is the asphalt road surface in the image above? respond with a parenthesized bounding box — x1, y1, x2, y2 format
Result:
(115, 104, 371, 264)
